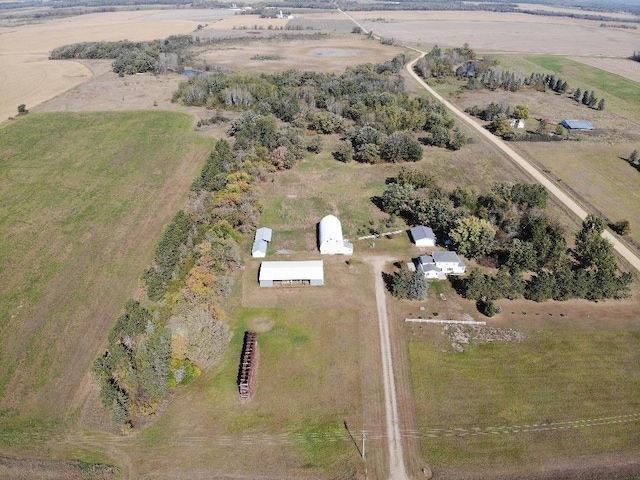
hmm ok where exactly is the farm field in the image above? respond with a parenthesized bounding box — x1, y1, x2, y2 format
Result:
(1, 9, 640, 478)
(0, 111, 213, 447)
(0, 9, 210, 122)
(409, 327, 640, 478)
(349, 10, 640, 56)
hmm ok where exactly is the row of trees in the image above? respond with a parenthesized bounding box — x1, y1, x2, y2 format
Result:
(379, 168, 632, 306)
(572, 88, 606, 110)
(416, 45, 607, 112)
(49, 35, 194, 75)
(94, 138, 269, 425)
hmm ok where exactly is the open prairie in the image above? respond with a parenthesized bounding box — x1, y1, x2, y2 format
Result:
(349, 10, 640, 56)
(0, 111, 213, 446)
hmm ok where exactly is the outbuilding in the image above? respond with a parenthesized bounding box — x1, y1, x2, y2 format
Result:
(319, 215, 353, 255)
(410, 225, 437, 247)
(560, 119, 595, 130)
(259, 260, 324, 287)
(252, 227, 273, 258)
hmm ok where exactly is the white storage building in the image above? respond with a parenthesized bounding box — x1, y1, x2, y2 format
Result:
(252, 227, 273, 258)
(259, 260, 324, 287)
(319, 215, 353, 255)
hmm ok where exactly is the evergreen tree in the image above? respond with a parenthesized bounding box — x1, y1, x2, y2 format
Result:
(597, 98, 606, 111)
(572, 88, 582, 101)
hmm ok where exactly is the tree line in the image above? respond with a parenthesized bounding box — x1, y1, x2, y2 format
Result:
(379, 168, 632, 313)
(50, 35, 194, 75)
(416, 45, 605, 114)
(94, 138, 269, 426)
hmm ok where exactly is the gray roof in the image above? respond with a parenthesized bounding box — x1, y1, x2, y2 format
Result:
(418, 254, 434, 265)
(255, 227, 273, 242)
(431, 251, 462, 264)
(252, 239, 268, 256)
(410, 225, 436, 242)
(560, 119, 595, 130)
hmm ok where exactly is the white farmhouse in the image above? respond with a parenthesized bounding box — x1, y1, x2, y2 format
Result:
(418, 251, 466, 279)
(319, 215, 353, 255)
(409, 225, 436, 247)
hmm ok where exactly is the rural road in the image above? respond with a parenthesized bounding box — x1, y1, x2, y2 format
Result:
(367, 256, 410, 480)
(404, 50, 640, 274)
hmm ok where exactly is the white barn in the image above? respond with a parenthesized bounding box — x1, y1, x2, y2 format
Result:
(418, 251, 466, 279)
(410, 225, 436, 247)
(252, 227, 273, 258)
(259, 260, 324, 287)
(319, 215, 353, 255)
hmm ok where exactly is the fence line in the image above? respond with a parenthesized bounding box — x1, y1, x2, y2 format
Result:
(405, 319, 486, 325)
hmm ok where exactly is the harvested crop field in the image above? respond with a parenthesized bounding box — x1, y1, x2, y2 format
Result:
(0, 111, 213, 446)
(570, 56, 640, 83)
(348, 10, 640, 56)
(0, 9, 210, 122)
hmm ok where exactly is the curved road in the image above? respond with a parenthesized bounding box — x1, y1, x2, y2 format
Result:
(404, 50, 640, 274)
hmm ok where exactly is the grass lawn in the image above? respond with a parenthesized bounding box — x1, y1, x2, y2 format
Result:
(0, 111, 213, 445)
(128, 305, 364, 478)
(410, 328, 640, 471)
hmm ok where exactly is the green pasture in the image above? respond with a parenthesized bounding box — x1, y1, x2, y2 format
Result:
(0, 111, 212, 440)
(135, 305, 362, 475)
(410, 328, 640, 470)
(495, 54, 640, 122)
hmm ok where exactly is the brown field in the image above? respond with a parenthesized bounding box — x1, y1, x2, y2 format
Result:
(570, 56, 640, 83)
(349, 10, 640, 56)
(0, 9, 209, 122)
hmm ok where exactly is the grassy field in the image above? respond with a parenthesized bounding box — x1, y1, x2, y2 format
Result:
(410, 328, 640, 473)
(0, 111, 213, 445)
(496, 55, 640, 122)
(120, 304, 365, 478)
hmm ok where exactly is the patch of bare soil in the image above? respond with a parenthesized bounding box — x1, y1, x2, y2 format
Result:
(444, 324, 526, 352)
(248, 316, 275, 332)
(570, 56, 640, 83)
(0, 457, 117, 480)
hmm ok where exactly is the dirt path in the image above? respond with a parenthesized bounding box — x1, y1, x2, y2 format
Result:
(366, 256, 410, 480)
(405, 50, 640, 274)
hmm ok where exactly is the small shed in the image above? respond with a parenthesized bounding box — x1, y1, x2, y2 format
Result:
(560, 119, 595, 130)
(319, 215, 353, 255)
(252, 227, 273, 258)
(410, 225, 436, 247)
(259, 260, 324, 287)
(509, 118, 525, 129)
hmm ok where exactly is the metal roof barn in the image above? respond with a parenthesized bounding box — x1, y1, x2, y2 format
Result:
(259, 260, 324, 287)
(560, 119, 595, 130)
(319, 215, 353, 255)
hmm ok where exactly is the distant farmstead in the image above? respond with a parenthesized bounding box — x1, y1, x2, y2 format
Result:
(560, 119, 595, 130)
(410, 225, 437, 247)
(259, 260, 324, 287)
(319, 215, 353, 255)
